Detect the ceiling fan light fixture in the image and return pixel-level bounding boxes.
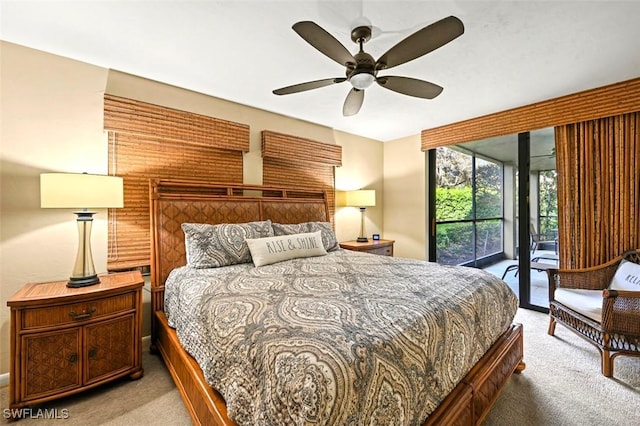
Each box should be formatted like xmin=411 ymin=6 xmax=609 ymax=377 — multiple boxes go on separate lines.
xmin=350 ymin=72 xmax=375 ymax=90
xmin=275 ymin=16 xmax=465 ymax=114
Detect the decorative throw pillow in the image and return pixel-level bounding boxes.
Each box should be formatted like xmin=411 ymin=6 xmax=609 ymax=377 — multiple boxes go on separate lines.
xmin=609 ymin=259 xmax=640 ymax=291
xmin=182 ymin=220 xmax=273 ymax=268
xmin=246 ymin=231 xmax=327 ymax=267
xmin=272 ymin=221 xmax=339 ymax=252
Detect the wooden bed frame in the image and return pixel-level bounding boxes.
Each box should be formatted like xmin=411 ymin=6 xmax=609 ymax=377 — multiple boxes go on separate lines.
xmin=149 ymin=178 xmax=525 ymax=425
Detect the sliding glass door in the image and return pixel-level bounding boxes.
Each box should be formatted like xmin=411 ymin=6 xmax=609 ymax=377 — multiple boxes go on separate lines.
xmin=428 ymin=128 xmax=556 ymax=313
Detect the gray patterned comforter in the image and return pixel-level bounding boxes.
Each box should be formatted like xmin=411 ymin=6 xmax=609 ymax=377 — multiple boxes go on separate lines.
xmin=164 ymin=250 xmax=518 ymax=425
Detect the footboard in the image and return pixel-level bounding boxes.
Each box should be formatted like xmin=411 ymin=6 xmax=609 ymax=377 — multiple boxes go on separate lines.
xmin=155 ymin=311 xmax=232 ymax=426
xmin=155 ymin=316 xmax=523 ymax=426
xmin=425 ymin=323 xmax=525 ymax=425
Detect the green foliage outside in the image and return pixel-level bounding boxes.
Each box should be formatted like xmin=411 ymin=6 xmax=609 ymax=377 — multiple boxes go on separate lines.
xmin=434 ymin=148 xmax=558 ymax=265
xmin=436 ymin=220 xmax=502 ymax=265
xmin=435 ymin=170 xmax=502 ymax=221
xmin=436 ymin=184 xmax=502 ymax=265
xmin=538 ymin=170 xmax=558 ymax=238
xmin=435 ymin=147 xmax=503 ymax=265
xmin=436 ymin=187 xmax=473 ymax=221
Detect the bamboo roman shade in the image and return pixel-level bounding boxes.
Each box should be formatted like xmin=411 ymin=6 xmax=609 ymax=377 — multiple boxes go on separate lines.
xmin=555 ymin=112 xmax=639 ymax=269
xmin=104 ymin=95 xmax=250 ymax=270
xmin=261 ymin=130 xmax=342 ymax=222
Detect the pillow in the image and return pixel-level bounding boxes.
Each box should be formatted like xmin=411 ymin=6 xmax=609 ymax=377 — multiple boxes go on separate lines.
xmin=272 ymin=221 xmax=339 ymax=252
xmin=246 ymin=231 xmax=327 ymax=267
xmin=609 ymin=259 xmax=640 ymax=291
xmin=182 ymin=220 xmax=273 ymax=268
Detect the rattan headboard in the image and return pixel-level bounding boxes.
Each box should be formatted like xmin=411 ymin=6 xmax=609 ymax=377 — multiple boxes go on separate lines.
xmin=149 ymin=178 xmax=330 ymax=291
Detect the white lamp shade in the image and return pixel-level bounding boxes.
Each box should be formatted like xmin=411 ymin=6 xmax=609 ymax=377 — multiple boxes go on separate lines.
xmin=40 ymin=173 xmax=124 ymax=209
xmin=345 ymin=189 xmax=376 ymax=207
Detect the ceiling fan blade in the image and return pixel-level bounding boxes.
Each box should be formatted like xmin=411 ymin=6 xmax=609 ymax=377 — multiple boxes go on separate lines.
xmin=273 ymin=78 xmax=347 ymax=95
xmin=293 ymin=21 xmax=355 ymax=66
xmin=343 ymin=88 xmax=364 ymax=116
xmin=376 ymin=76 xmax=443 ymax=99
xmin=376 ymin=16 xmax=464 ymax=70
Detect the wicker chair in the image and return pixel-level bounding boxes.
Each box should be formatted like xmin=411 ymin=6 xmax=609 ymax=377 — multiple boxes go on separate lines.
xmin=547 ymin=249 xmax=640 ymax=377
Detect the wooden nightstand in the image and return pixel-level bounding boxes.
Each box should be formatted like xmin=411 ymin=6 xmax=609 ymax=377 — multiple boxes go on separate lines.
xmin=7 ymin=271 xmax=144 ymax=414
xmin=339 ymin=239 xmax=395 ymax=256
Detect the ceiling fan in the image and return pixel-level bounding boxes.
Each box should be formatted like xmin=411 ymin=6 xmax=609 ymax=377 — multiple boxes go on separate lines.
xmin=273 ymin=16 xmax=464 ymax=116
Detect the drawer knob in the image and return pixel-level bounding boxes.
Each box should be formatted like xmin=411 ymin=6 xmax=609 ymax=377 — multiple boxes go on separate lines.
xmin=69 ymin=306 xmax=96 ymax=320
xmin=88 ymin=348 xmax=97 ymax=359
xmin=68 ymin=353 xmax=77 ymax=363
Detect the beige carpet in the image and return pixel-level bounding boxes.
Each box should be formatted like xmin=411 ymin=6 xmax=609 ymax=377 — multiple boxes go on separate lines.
xmin=485 ymin=308 xmax=639 ymax=425
xmin=1 ymin=347 xmax=190 ymax=426
xmin=2 ymin=308 xmax=639 ymax=425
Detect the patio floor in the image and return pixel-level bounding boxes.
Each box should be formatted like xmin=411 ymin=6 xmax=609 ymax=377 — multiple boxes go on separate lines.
xmin=482 ymin=249 xmax=557 ymax=308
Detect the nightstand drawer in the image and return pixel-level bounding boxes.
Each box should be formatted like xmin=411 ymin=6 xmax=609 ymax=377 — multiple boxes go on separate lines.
xmin=21 ymin=292 xmax=136 ymax=329
xmin=340 ymin=239 xmax=395 ymax=257
xmin=367 ymin=246 xmax=393 ymax=256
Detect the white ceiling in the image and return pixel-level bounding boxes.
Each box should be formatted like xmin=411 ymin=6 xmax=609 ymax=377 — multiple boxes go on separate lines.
xmin=2 ymin=1 xmax=639 ymax=142
xmin=458 ymin=127 xmax=556 ymax=171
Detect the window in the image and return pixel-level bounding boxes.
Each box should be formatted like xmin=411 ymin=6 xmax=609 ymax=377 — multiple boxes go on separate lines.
xmin=537 ymin=170 xmax=558 ymax=241
xmin=435 ymin=147 xmax=503 ymax=266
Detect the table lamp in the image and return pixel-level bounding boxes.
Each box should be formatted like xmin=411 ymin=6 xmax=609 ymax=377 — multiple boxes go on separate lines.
xmin=345 ymin=189 xmax=376 ymax=242
xmin=40 ymin=172 xmax=124 ymax=287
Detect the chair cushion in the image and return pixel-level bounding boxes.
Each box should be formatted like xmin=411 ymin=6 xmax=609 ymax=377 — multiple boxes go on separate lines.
xmin=555 ymin=288 xmax=602 ymax=322
xmin=609 ymin=259 xmax=640 ymax=291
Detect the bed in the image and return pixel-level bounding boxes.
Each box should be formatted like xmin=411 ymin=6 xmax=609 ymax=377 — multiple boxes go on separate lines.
xmin=149 ymin=178 xmax=525 ymax=425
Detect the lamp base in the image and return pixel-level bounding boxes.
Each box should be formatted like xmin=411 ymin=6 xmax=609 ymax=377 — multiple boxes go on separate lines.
xmin=68 ymin=210 xmax=99 ymax=288
xmin=67 ymin=274 xmax=100 ymax=288
xmin=356 ymin=207 xmax=370 ymax=243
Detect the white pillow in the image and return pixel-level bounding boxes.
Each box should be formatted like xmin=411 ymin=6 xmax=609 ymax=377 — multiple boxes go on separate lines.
xmin=246 ymin=231 xmax=327 ymax=267
xmin=609 ymin=259 xmax=640 ymax=291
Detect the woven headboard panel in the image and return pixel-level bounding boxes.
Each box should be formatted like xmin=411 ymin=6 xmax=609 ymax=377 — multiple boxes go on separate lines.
xmin=149 ymin=179 xmax=330 ymax=291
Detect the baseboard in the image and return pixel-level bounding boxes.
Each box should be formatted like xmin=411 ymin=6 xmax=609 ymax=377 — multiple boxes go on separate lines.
xmin=142 ymin=334 xmax=151 ymax=352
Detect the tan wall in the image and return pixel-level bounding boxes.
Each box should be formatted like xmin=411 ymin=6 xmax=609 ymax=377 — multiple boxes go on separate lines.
xmin=383 ymin=134 xmax=426 ymax=260
xmin=0 ymin=42 xmax=388 ymax=376
xmin=334 ymin=132 xmax=384 ymax=242
xmin=0 ymin=42 xmax=111 ymax=376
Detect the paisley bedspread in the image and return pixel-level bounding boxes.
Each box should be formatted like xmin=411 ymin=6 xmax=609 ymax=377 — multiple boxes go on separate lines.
xmin=164 ymin=249 xmax=518 ymax=425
